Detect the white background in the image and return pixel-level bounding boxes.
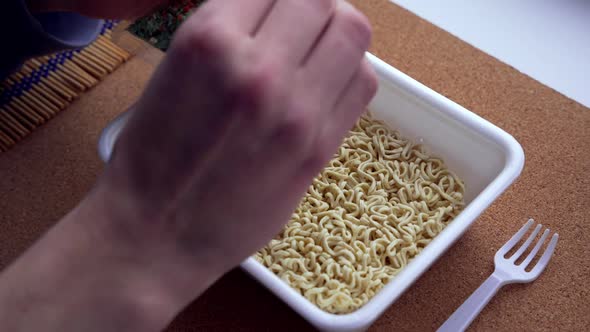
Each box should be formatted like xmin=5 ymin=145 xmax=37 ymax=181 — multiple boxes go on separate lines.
xmin=392 ymin=0 xmax=590 ymax=108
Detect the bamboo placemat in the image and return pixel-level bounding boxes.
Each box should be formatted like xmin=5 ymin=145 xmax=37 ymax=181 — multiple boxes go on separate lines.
xmin=0 ymin=1 xmax=588 ymax=331
xmin=0 ymin=20 xmax=131 ymax=152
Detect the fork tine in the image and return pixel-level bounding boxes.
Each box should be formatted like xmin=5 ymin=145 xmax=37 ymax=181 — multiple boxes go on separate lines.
xmin=497 ymin=219 xmax=534 ymax=256
xmin=528 ymin=233 xmax=559 ymax=277
xmin=520 ymin=228 xmax=550 ymax=267
xmin=509 ymin=223 xmax=542 ymax=261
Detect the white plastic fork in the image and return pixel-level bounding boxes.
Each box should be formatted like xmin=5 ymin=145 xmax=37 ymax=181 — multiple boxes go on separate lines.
xmin=437 ymin=219 xmax=559 ymax=332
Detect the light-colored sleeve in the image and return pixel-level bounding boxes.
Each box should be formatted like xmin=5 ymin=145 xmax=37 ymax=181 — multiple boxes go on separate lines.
xmin=1 ymin=0 xmax=104 ymax=78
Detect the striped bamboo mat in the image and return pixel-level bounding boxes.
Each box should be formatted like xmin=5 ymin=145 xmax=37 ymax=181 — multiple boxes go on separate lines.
xmin=0 ymin=20 xmax=131 ymax=152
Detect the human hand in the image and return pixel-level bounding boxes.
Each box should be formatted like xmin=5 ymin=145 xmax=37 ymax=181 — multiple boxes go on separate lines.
xmin=98 ymin=0 xmax=377 ymax=307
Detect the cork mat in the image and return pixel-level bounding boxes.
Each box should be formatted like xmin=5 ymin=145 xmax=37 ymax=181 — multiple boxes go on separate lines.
xmin=0 ymin=1 xmax=588 ymax=331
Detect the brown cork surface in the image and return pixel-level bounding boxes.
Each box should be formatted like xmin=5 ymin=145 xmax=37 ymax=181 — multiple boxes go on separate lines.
xmin=1 ymin=1 xmax=589 ymax=331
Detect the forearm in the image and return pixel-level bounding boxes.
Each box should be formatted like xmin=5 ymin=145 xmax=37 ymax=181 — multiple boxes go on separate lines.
xmin=0 ymin=185 xmax=218 ymax=332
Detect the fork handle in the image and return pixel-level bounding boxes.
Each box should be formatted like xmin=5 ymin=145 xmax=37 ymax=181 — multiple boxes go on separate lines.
xmin=437 ymin=273 xmax=505 ymax=332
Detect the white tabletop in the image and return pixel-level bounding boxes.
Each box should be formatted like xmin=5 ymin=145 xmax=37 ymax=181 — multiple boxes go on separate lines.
xmin=392 ymin=0 xmax=590 ymax=108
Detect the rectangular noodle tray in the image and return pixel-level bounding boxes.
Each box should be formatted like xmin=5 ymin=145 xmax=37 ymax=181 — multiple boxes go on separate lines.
xmin=98 ymin=53 xmax=525 ymax=332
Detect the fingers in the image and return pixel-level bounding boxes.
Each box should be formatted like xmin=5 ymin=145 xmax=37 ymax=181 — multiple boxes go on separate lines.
xmin=299 ymin=0 xmax=372 ymax=111
xmin=264 ymin=59 xmax=377 ymax=180
xmin=166 ymin=0 xmax=374 ymax=180
xmin=321 ymin=59 xmax=378 ymax=151
xmin=255 ymin=0 xmax=335 ymax=66
xmin=298 ymin=59 xmax=377 ymax=175
xmin=252 ymin=1 xmax=373 ymax=165
xmin=173 ymin=0 xmax=276 ymax=63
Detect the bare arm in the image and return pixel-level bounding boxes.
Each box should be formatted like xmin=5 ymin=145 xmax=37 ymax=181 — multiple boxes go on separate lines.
xmin=0 ymin=188 xmax=206 ymax=331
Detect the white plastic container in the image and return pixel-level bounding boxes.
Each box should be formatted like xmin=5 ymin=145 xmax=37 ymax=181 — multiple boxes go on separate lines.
xmin=98 ymin=53 xmax=524 ymax=332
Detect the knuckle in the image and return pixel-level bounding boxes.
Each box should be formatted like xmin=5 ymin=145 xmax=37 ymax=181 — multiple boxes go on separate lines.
xmin=312 ymin=140 xmax=334 ymax=162
xmin=338 ymin=7 xmax=372 ymax=50
xmin=240 ymin=59 xmax=278 ymax=94
xmin=307 ymin=0 xmax=336 ymax=14
xmin=305 ymin=139 xmax=336 ymax=172
xmin=174 ymin=16 xmax=233 ymax=58
xmin=236 ymin=58 xmax=284 ymax=112
xmin=278 ymin=103 xmax=315 ymax=145
xmin=361 ymin=63 xmax=379 ymax=102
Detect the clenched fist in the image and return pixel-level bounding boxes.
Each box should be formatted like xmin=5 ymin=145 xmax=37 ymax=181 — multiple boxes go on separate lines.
xmin=103 ymin=0 xmax=377 ymax=276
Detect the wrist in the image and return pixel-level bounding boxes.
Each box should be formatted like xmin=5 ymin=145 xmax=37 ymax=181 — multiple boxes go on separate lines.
xmin=72 ymin=184 xmax=224 ymax=322
xmin=82 ymin=179 xmax=227 ymax=300
xmin=0 ymin=183 xmax=221 ymax=331
xmin=95 ymin=165 xmax=237 ymax=276
xmin=60 ymin=196 xmax=182 ymax=331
